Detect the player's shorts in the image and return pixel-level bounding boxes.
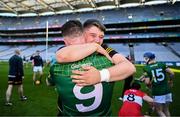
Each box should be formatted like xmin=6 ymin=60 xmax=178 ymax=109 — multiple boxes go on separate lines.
xmin=8 ymin=75 xmax=22 ymax=85
xmin=153 ymin=93 xmax=172 ymax=103
xmin=33 ymin=66 xmax=43 ymax=72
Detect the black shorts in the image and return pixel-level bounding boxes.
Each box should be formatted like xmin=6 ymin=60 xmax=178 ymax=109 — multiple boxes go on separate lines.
xmin=8 ymin=75 xmax=23 ymax=85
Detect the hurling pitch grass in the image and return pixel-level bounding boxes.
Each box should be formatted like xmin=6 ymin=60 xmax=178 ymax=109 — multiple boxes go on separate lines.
xmin=0 ymin=62 xmax=180 ymax=116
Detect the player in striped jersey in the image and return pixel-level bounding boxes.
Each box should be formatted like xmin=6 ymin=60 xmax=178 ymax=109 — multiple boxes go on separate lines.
xmin=118 ymin=81 xmax=154 ymax=116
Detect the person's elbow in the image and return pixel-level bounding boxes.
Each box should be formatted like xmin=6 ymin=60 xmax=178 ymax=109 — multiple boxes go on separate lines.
xmin=56 ymin=52 xmax=79 ymax=63
xmin=56 ymin=53 xmax=68 ymax=63
xmin=56 ymin=52 xmax=68 ymax=63
xmin=131 ymin=63 xmax=136 ymax=74
xmin=127 ymin=62 xmax=136 ymax=75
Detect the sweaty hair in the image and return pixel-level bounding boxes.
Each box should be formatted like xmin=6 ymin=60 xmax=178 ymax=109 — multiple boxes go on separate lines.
xmin=131 ymin=82 xmax=141 ymax=90
xmin=83 ymin=19 xmax=106 ymax=32
xmin=61 ymin=20 xmax=83 ymax=38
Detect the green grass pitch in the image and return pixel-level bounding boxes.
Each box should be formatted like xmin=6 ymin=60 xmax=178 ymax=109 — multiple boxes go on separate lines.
xmin=0 ymin=62 xmax=180 ymax=116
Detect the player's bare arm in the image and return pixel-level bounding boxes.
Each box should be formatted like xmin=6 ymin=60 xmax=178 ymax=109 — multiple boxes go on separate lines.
xmin=107 ymin=53 xmax=136 ymax=81
xmin=71 ymin=53 xmax=136 ymax=86
xmin=144 ymin=77 xmax=151 ymax=86
xmin=143 ymin=95 xmax=154 ymax=103
xmin=166 ymin=67 xmax=174 ymax=87
xmin=143 ymin=95 xmax=154 ymax=111
xmin=56 ymin=43 xmax=112 ymax=63
xmin=166 ymin=68 xmax=175 ymax=77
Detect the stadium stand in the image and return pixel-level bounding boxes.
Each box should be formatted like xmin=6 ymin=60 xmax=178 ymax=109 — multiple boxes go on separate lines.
xmin=0 ymin=1 xmax=180 ymax=116
xmin=134 ymin=43 xmax=180 ymax=62
xmin=169 ymin=43 xmax=180 ymax=54
xmin=0 ymin=45 xmax=64 ymax=61
xmin=0 ymin=3 xmax=180 ymax=30
xmin=0 ymin=2 xmax=179 ymax=65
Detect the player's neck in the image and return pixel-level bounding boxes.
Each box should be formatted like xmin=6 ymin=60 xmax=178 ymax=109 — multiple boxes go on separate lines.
xmin=148 ymin=60 xmax=156 ymax=64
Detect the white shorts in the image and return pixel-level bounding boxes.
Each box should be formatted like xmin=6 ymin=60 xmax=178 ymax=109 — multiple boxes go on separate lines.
xmin=153 ymin=93 xmax=172 ymax=104
xmin=33 ymin=66 xmax=43 ymax=72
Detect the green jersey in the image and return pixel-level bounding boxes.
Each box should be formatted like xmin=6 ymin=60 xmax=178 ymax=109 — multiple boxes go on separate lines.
xmin=50 ymin=53 xmax=114 ymax=116
xmin=143 ymin=62 xmax=171 ymax=96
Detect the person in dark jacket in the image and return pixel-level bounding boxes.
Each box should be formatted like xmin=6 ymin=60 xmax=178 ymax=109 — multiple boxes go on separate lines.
xmin=30 ymin=50 xmax=44 ymax=84
xmin=5 ymin=49 xmax=27 ymax=106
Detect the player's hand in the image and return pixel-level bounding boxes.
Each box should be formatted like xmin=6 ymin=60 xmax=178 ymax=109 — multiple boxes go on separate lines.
xmin=71 ymin=66 xmax=101 ymax=86
xmin=96 ymin=44 xmax=113 ymax=63
xmin=46 ymin=78 xmax=50 ymax=86
xmin=168 ymin=80 xmax=173 ymax=87
xmin=22 ymin=76 xmax=24 ymax=79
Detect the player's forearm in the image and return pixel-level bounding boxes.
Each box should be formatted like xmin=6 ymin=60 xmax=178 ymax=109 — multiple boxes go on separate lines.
xmin=144 ymin=78 xmax=151 ymax=85
xmin=143 ymin=95 xmax=154 ymax=103
xmin=166 ymin=68 xmax=174 ymax=79
xmin=56 ymin=44 xmax=97 ymax=63
xmin=108 ymin=54 xmax=136 ymax=81
xmin=56 ymin=43 xmax=99 ymax=63
xmin=108 ymin=61 xmax=136 ymax=82
xmin=46 ymin=78 xmax=55 ymax=86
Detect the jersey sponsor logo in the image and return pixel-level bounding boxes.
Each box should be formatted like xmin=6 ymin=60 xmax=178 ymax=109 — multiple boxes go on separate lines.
xmin=124 ymin=94 xmax=143 ymax=106
xmin=71 ymin=62 xmax=93 ymax=70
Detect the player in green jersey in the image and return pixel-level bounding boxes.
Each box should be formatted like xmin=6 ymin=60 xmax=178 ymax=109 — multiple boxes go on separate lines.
xmin=54 ymin=19 xmax=135 ymax=115
xmin=49 ymin=20 xmax=135 ymax=115
xmin=142 ymin=52 xmax=174 ymax=116
xmin=56 ymin=19 xmax=135 ymax=86
xmin=48 ymin=20 xmax=116 ymax=116
xmin=50 ymin=53 xmax=114 ymax=116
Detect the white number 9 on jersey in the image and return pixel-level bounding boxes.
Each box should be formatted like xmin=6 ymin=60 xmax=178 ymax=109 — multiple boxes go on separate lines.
xmin=73 ymin=83 xmax=103 ymax=112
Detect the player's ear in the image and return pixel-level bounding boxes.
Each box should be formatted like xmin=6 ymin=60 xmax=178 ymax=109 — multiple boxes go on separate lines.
xmin=64 ymin=38 xmax=68 ymax=45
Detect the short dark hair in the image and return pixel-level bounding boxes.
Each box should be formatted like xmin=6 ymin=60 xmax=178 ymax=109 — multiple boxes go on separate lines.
xmin=131 ymin=82 xmax=141 ymax=90
xmin=61 ymin=20 xmax=83 ymax=38
xmin=83 ymin=19 xmax=106 ymax=32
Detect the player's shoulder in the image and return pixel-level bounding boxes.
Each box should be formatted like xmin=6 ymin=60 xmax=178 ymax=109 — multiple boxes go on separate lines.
xmin=57 ymin=46 xmax=65 ymax=51
xmin=13 ymin=55 xmax=21 ymax=59
xmin=155 ymin=62 xmax=167 ymax=69
xmin=157 ymin=62 xmax=165 ymax=65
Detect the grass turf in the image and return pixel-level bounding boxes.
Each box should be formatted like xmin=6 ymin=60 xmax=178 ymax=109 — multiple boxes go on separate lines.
xmin=0 ymin=62 xmax=180 ymax=116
